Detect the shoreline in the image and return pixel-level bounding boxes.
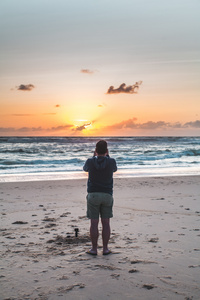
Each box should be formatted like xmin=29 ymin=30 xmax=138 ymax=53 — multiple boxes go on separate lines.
xmin=0 ymin=165 xmax=200 ymax=183
xmin=1 ymin=173 xmax=200 ymax=185
xmin=1 ymin=175 xmax=200 ymax=299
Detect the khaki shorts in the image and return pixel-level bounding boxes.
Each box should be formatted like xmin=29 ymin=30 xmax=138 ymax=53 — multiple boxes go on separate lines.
xmin=87 ymin=192 xmax=113 ymax=219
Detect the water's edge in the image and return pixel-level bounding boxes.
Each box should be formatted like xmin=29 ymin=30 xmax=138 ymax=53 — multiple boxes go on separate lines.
xmin=0 ymin=166 xmax=199 ymax=183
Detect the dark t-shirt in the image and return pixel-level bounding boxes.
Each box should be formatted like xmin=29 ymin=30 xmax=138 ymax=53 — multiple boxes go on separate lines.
xmin=83 ymin=156 xmax=117 ymax=195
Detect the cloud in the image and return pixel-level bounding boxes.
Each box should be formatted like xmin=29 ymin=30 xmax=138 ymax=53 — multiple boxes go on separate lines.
xmin=0 ymin=127 xmax=15 ymax=132
xmin=18 ymin=127 xmax=43 ymax=132
xmin=139 ymin=121 xmax=169 ymax=130
xmin=170 ymin=122 xmax=183 ymax=128
xmin=0 ymin=124 xmax=73 ymax=133
xmin=106 ymin=81 xmax=142 ymax=94
xmin=80 ymin=69 xmax=94 ymax=74
xmin=105 ymin=118 xmax=138 ymax=130
xmin=72 ymin=122 xmax=91 ymax=131
xmin=16 ymin=84 xmax=35 ymax=91
xmin=0 ymin=119 xmax=199 ymax=135
xmin=50 ymin=125 xmax=73 ymax=131
xmin=104 ymin=118 xmax=200 ymax=131
xmin=184 ymin=120 xmax=200 ymax=128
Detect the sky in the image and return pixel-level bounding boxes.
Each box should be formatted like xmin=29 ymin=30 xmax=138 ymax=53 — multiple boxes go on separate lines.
xmin=0 ymin=0 xmax=200 ymax=136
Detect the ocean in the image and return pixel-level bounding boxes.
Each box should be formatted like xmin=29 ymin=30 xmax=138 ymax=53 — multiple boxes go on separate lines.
xmin=0 ymin=136 xmax=200 ymax=182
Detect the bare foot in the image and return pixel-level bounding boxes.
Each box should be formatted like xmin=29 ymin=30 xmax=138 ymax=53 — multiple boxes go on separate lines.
xmin=103 ymin=249 xmax=112 ymax=255
xmin=86 ymin=249 xmax=97 ymax=256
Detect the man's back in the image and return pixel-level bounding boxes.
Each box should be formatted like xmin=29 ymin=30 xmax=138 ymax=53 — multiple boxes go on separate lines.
xmin=83 ymin=155 xmax=117 ymax=195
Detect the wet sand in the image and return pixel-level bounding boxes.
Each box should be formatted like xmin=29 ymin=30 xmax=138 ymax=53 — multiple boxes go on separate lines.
xmin=0 ymin=176 xmax=200 ymax=300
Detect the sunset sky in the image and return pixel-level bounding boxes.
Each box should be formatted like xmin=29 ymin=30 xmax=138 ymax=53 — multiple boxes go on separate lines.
xmin=0 ymin=0 xmax=200 ymax=136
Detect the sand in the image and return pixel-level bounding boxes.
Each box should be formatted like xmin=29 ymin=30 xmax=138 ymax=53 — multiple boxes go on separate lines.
xmin=0 ymin=176 xmax=200 ymax=300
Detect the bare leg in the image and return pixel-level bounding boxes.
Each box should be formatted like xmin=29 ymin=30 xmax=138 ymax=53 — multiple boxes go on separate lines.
xmin=101 ymin=218 xmax=111 ymax=254
xmin=89 ymin=219 xmax=99 ymax=254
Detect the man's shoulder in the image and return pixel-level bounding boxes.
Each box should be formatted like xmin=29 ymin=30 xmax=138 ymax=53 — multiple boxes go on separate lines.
xmin=108 ymin=157 xmax=116 ymax=162
xmin=108 ymin=157 xmax=117 ymax=167
xmin=83 ymin=157 xmax=94 ymax=171
xmin=85 ymin=157 xmax=95 ymax=165
xmin=87 ymin=157 xmax=94 ymax=162
xmin=108 ymin=157 xmax=117 ymax=171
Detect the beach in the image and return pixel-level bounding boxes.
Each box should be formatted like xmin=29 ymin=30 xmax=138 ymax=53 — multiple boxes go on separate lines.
xmin=0 ymin=176 xmax=200 ymax=300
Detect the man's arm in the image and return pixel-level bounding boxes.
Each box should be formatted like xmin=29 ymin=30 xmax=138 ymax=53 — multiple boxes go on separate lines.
xmin=113 ymin=159 xmax=117 ymax=172
xmin=83 ymin=159 xmax=89 ymax=172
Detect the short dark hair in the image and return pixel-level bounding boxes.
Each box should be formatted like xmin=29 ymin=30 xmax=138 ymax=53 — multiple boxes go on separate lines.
xmin=96 ymin=140 xmax=107 ymax=154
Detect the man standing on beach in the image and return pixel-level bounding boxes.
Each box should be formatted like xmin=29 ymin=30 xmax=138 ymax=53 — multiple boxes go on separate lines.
xmin=83 ymin=140 xmax=117 ymax=255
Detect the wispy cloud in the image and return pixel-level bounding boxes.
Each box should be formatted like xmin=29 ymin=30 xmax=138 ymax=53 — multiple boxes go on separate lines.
xmin=72 ymin=122 xmax=92 ymax=131
xmin=18 ymin=126 xmax=42 ymax=132
xmin=0 ymin=127 xmax=15 ymax=132
xmin=139 ymin=121 xmax=169 ymax=130
xmin=105 ymin=118 xmax=138 ymax=130
xmin=16 ymin=84 xmax=35 ymax=91
xmin=0 ymin=119 xmax=199 ymax=134
xmin=104 ymin=118 xmax=200 ymax=131
xmin=3 ymin=113 xmax=54 ymax=117
xmin=0 ymin=124 xmax=73 ymax=133
xmin=184 ymin=120 xmax=200 ymax=128
xmin=80 ymin=69 xmax=95 ymax=74
xmin=98 ymin=103 xmax=106 ymax=108
xmin=106 ymin=81 xmax=142 ymax=94
xmin=50 ymin=125 xmax=73 ymax=131
xmin=11 ymin=114 xmax=35 ymax=117
xmin=143 ymin=59 xmax=200 ymax=65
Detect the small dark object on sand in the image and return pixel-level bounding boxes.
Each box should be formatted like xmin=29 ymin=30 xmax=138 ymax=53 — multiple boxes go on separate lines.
xmin=12 ymin=221 xmax=28 ymax=225
xmin=148 ymin=237 xmax=159 ymax=243
xmin=129 ymin=269 xmax=139 ymax=273
xmin=75 ymin=228 xmax=79 ymax=237
xmin=143 ymin=284 xmax=155 ymax=290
